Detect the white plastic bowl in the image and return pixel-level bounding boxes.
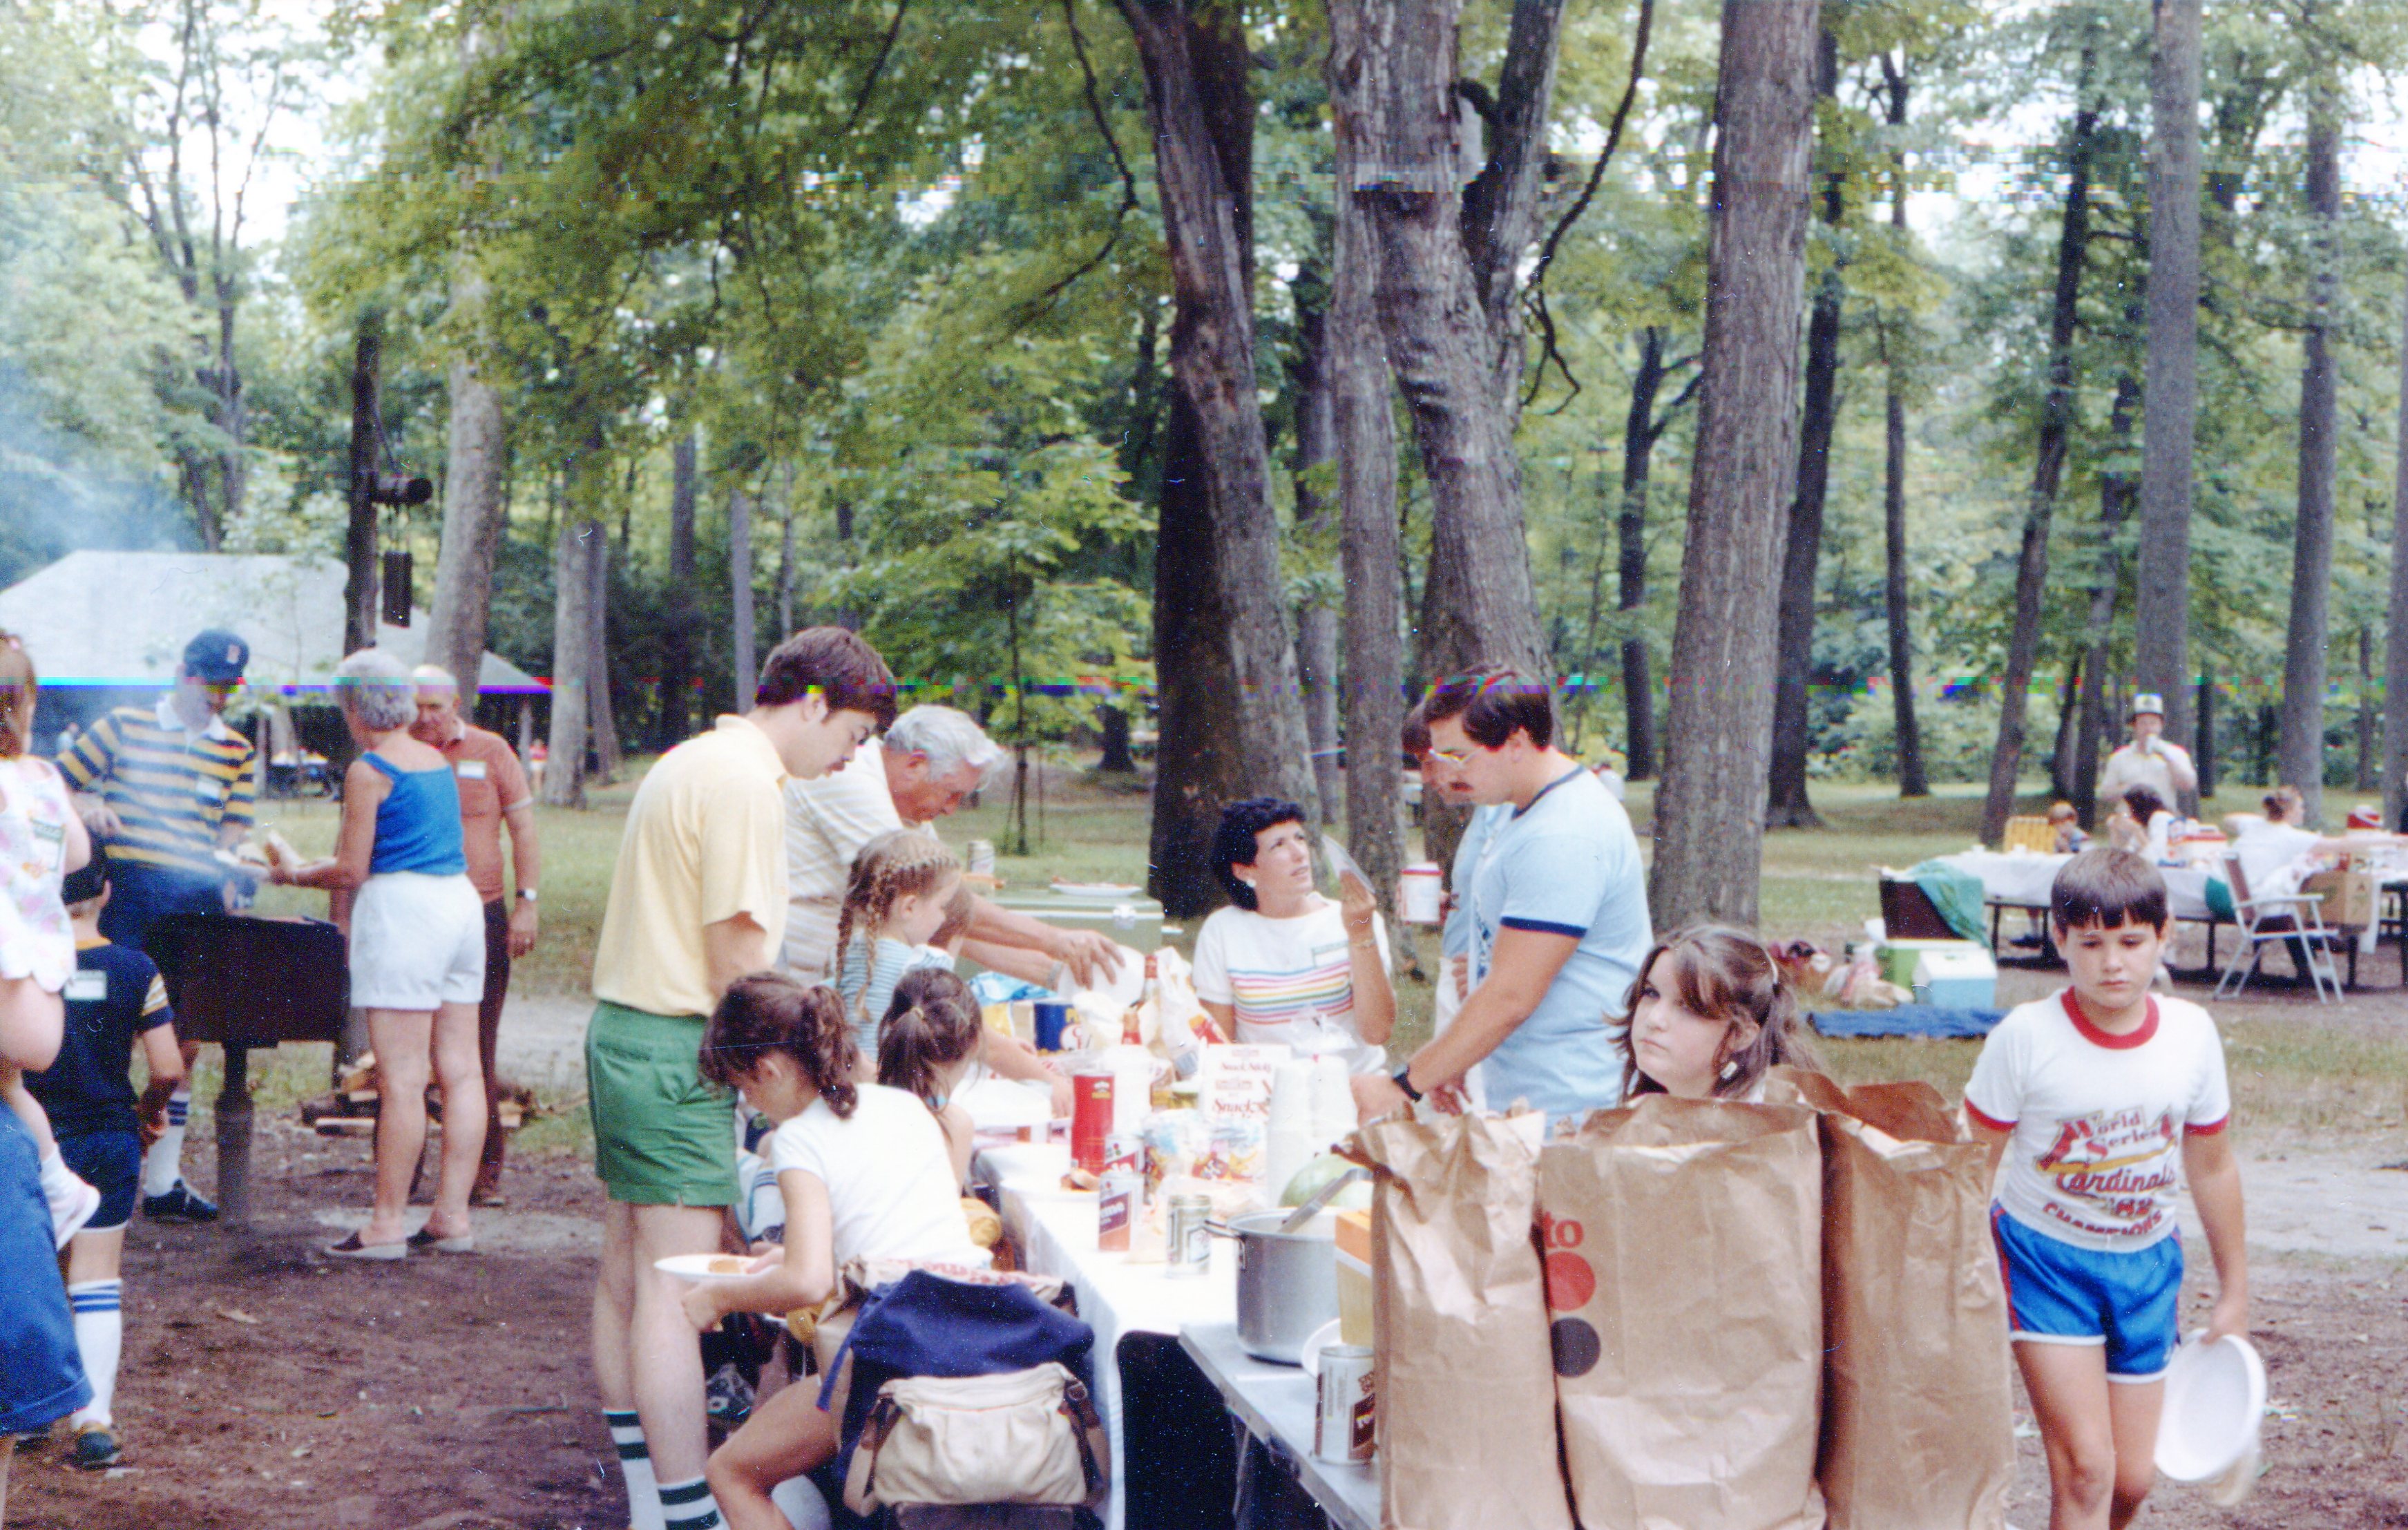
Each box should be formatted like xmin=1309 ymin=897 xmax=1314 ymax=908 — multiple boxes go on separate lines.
xmin=2154 ymin=1331 xmax=2266 ymax=1484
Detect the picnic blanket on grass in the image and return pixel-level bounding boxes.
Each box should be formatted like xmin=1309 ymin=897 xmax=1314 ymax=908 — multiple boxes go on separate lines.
xmin=1809 ymin=1004 xmax=2005 ymax=1040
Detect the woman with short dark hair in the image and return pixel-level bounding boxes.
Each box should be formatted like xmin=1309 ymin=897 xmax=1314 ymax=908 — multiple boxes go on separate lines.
xmin=1191 ymin=796 xmax=1393 ymax=1075
xmin=273 ymin=650 xmax=485 ymax=1259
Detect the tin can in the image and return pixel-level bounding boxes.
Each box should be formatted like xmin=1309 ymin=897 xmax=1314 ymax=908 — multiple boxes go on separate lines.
xmin=1101 ymin=1133 xmax=1142 ymax=1178
xmin=1314 ymin=1345 xmax=1376 ymax=1464
xmin=1070 ymin=1073 xmax=1115 ymax=1174
xmin=966 ymin=839 xmax=997 ymax=876
xmin=1033 ymin=1000 xmax=1071 ymax=1052
xmin=1097 ymin=1171 xmax=1140 ymax=1253
xmin=1166 ymin=1194 xmax=1213 ymax=1278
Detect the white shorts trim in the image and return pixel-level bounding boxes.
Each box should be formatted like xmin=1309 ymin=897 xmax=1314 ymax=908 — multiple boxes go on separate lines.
xmin=350 ymin=872 xmax=485 ymax=1011
xmin=2009 ymin=1331 xmax=2106 ymax=1347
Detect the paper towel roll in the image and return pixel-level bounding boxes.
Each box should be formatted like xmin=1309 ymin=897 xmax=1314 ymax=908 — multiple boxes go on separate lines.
xmin=1268 ymin=1056 xmax=1316 ymax=1138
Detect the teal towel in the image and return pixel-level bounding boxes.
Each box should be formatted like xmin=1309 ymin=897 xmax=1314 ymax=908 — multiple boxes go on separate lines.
xmin=1910 ymin=860 xmax=1991 ymax=944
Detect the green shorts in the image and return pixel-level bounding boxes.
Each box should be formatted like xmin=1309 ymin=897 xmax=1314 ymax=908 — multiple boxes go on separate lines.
xmin=584 ymin=1000 xmax=737 ymax=1207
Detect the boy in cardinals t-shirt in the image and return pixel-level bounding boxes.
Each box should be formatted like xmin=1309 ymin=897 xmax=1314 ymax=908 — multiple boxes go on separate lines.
xmin=1963 ymin=848 xmax=2248 ymax=1530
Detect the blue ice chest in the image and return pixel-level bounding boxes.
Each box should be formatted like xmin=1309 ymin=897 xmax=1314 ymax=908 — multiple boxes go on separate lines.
xmin=1913 ymin=947 xmax=1998 ymax=1010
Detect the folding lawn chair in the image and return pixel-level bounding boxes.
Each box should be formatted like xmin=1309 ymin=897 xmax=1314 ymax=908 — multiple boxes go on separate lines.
xmin=2213 ymin=852 xmax=2345 ymax=1003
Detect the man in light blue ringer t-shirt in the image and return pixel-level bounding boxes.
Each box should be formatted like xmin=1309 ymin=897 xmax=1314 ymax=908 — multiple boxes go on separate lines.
xmin=1362 ymin=667 xmax=1651 ymax=1125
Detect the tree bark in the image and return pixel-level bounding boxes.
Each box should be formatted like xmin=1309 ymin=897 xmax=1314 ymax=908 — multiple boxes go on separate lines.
xmin=2279 ymin=80 xmax=2341 ymax=825
xmin=1147 ymin=392 xmax=1251 ymax=916
xmin=586 ymin=523 xmax=621 ymax=782
xmin=2049 ymin=656 xmax=2082 ymax=803
xmin=343 ymin=320 xmax=382 ymax=657
xmin=654 ymin=428 xmax=700 ymax=749
xmin=1766 ymin=27 xmax=1844 ymax=830
xmin=541 ymin=519 xmax=595 ymax=808
xmin=1619 ymin=329 xmax=1669 ymax=780
xmin=1880 ymin=52 xmax=1926 ymax=801
xmin=2133 ymin=0 xmax=2204 ymax=752
xmin=2074 ymin=372 xmax=2141 ymax=828
xmin=2387 ymin=266 xmax=2408 ymax=832
xmin=1979 ymin=78 xmax=2098 ymax=849
xmin=2357 ymin=627 xmax=2377 ymax=794
xmin=1289 ymin=271 xmax=1344 ymax=822
xmin=2196 ymin=671 xmax=2215 ymax=796
xmin=1098 ymin=705 xmax=1137 ymax=774
xmin=1649 ymin=0 xmax=1821 ymax=929
xmin=1118 ymin=0 xmax=1318 ymax=826
xmin=729 ymin=488 xmax=756 ymax=712
xmin=424 ymin=276 xmax=507 ymax=701
xmin=1327 ymin=3 xmax=1406 ymax=926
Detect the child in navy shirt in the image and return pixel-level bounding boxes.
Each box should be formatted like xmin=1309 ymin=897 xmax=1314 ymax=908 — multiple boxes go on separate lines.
xmin=1964 ymin=849 xmax=2248 ymax=1530
xmin=23 ymin=850 xmax=183 ymax=1470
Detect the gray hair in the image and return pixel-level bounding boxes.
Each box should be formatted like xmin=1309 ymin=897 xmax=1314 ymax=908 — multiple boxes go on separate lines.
xmin=886 ymin=705 xmax=1007 ymax=788
xmin=411 ymin=664 xmax=459 ymax=693
xmin=334 ymin=649 xmax=417 ymax=731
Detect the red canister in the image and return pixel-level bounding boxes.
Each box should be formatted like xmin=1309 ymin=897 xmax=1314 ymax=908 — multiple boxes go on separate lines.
xmin=1071 ymin=1071 xmax=1116 ymax=1174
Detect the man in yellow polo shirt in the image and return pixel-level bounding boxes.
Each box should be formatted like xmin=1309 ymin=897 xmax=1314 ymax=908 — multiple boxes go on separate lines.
xmin=586 ymin=627 xmax=895 ymax=1530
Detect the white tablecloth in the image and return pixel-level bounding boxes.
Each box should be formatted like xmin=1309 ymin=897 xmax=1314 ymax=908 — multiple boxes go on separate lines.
xmin=1933 ymin=849 xmax=2217 ymax=923
xmin=973 ymin=1141 xmax=1239 ymax=1530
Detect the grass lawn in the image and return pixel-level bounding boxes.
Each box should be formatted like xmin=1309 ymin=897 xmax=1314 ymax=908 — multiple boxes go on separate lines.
xmin=222 ymin=759 xmax=2400 ymax=1151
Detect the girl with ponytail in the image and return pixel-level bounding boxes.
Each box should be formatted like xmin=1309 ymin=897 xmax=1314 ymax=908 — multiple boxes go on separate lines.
xmin=875 ymin=967 xmax=984 ymax=1184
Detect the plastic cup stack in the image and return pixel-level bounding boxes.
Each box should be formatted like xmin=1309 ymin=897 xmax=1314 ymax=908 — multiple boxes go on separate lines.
xmin=1265 ymin=1054 xmax=1317 ymax=1205
xmin=1308 ymin=1052 xmax=1356 ymax=1146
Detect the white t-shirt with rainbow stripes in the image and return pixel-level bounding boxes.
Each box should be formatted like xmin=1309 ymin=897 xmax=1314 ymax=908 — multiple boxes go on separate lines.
xmin=1191 ymin=898 xmax=1391 ymax=1075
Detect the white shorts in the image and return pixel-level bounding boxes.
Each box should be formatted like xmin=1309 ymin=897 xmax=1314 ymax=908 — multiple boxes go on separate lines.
xmin=350 ymin=872 xmax=485 ymax=1011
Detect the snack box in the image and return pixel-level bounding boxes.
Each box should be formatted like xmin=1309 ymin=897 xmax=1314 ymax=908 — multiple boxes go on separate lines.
xmin=1335 ymin=1208 xmax=1373 ymax=1348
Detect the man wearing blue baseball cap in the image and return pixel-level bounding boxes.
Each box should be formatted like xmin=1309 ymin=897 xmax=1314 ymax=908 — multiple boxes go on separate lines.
xmin=55 ymin=628 xmax=258 ymax=1223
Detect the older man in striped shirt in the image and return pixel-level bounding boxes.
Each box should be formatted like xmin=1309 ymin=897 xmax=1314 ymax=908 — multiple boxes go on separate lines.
xmin=55 ymin=628 xmax=257 ymax=1223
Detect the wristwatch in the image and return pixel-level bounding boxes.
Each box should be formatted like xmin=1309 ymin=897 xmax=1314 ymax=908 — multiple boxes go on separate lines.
xmin=516 ymin=888 xmax=538 ymax=903
xmin=1391 ymin=1065 xmax=1422 ymax=1103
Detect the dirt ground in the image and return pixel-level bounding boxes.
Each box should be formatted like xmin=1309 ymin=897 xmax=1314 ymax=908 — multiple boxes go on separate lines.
xmin=12 ymin=1030 xmax=2408 ymax=1528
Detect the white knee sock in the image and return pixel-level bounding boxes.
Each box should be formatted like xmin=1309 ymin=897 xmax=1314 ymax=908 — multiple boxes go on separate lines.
xmin=657 ymin=1475 xmax=723 ymax=1530
xmin=67 ymin=1280 xmax=123 ymax=1428
xmin=605 ymin=1409 xmax=667 ymax=1530
xmin=142 ymin=1089 xmax=189 ymax=1196
xmin=38 ymin=1149 xmax=94 ymax=1227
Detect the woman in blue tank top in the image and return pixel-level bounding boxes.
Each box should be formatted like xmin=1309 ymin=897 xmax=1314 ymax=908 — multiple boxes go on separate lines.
xmin=272 ymin=649 xmax=487 ymax=1259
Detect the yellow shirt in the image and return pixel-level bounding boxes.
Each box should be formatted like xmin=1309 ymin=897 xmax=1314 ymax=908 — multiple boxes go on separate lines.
xmin=592 ymin=716 xmax=790 ymax=1017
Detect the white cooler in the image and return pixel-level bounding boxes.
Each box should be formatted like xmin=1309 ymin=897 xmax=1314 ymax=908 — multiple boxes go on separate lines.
xmin=1913 ymin=947 xmax=1999 ymax=1009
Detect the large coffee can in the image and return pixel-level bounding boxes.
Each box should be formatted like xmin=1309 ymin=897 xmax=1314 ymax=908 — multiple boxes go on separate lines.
xmin=1314 ymin=1344 xmax=1376 ymax=1464
xmin=1166 ymin=1194 xmax=1213 ymax=1278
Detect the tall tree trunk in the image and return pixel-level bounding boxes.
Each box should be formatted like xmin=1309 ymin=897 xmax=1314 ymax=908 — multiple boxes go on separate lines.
xmin=2280 ymin=81 xmax=2341 ymax=825
xmin=2074 ymin=372 xmax=2141 ymax=828
xmin=1766 ymin=27 xmax=1844 ymax=830
xmin=1289 ymin=272 xmax=1344 ymax=823
xmin=2133 ymin=0 xmax=2204 ymax=752
xmin=343 ymin=319 xmax=382 ymax=656
xmin=425 ymin=274 xmax=507 ymax=701
xmin=729 ymin=488 xmax=756 ymax=711
xmin=2196 ymin=671 xmax=2215 ymax=796
xmin=1649 ymin=0 xmax=1821 ymax=929
xmin=211 ymin=289 xmax=245 ymax=541
xmin=1619 ymin=328 xmax=1668 ymax=780
xmin=654 ymin=427 xmax=700 ymax=749
xmin=2357 ymin=627 xmax=2377 ymax=794
xmin=2049 ymin=656 xmax=2082 ymax=802
xmin=1877 ymin=55 xmax=1926 ymax=802
xmin=1980 ymin=78 xmax=2099 ymax=849
xmin=1147 ymin=394 xmax=1251 ymax=916
xmin=777 ymin=484 xmax=797 ymax=639
xmin=1327 ymin=7 xmax=1406 ymax=924
xmin=2387 ymin=266 xmax=2408 ymax=832
xmin=542 ymin=519 xmax=595 ymax=809
xmin=1097 ymin=706 xmax=1136 ymax=774
xmin=1118 ymin=0 xmax=1319 ymax=827
xmin=586 ymin=525 xmax=621 ymax=782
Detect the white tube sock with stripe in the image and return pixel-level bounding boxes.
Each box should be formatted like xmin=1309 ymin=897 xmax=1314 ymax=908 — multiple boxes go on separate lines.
xmin=141 ymin=1089 xmax=189 ymax=1197
xmin=605 ymin=1410 xmax=666 ymax=1530
xmin=657 ymin=1475 xmax=723 ymax=1530
xmin=67 ymin=1280 xmax=123 ymax=1428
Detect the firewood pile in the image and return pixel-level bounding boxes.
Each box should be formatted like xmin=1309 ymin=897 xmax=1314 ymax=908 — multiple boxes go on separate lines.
xmin=299 ymin=1054 xmax=540 ymax=1136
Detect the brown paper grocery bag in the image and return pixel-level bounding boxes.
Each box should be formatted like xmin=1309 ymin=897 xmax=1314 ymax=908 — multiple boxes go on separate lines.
xmin=1355 ymin=1111 xmax=1572 ymax=1530
xmin=1540 ymin=1096 xmax=1826 ymax=1530
xmin=1766 ymin=1069 xmax=2013 ymax=1530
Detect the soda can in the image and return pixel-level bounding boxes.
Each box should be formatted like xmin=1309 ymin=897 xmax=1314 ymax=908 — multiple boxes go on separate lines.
xmin=1314 ymin=1345 xmax=1376 ymax=1464
xmin=1166 ymin=1194 xmax=1213 ymax=1278
xmin=1033 ymin=1000 xmax=1070 ymax=1052
xmin=1096 ymin=1170 xmax=1140 ymax=1253
xmin=1101 ymin=1133 xmax=1142 ymax=1178
xmin=1070 ymin=1073 xmax=1115 ymax=1174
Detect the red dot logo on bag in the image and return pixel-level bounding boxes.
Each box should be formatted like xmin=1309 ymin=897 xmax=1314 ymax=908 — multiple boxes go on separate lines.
xmin=1544 ymin=1250 xmax=1595 ymax=1312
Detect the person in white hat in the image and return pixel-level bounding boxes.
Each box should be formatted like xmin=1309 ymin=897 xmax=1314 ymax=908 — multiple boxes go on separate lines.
xmin=2097 ymin=693 xmax=2195 ymax=812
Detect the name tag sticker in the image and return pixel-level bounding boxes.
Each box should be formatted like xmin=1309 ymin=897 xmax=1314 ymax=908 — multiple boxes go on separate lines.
xmin=456 ymin=761 xmax=488 ymax=781
xmin=31 ymin=818 xmax=64 ymax=872
xmin=66 ymin=970 xmax=106 ymax=1003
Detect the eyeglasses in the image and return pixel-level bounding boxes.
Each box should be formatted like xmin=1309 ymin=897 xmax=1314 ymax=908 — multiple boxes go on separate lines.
xmin=1424 ymin=746 xmax=1478 ymax=766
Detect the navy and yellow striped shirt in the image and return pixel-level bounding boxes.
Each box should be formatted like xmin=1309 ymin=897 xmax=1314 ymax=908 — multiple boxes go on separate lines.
xmin=57 ymin=697 xmax=256 ymax=876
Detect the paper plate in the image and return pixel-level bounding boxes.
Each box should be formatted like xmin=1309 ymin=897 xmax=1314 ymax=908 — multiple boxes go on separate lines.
xmin=654 ymin=1253 xmax=761 ymax=1283
xmin=1297 ymin=1319 xmax=1345 ymax=1377
xmin=2155 ymin=1331 xmax=2266 ymax=1484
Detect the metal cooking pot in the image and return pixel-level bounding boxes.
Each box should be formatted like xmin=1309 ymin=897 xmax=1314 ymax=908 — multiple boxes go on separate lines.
xmin=1225 ymin=1209 xmax=1339 ymax=1365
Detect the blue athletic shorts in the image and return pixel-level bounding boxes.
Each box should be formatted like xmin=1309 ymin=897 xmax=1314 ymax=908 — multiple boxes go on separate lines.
xmin=0 ymin=1109 xmax=90 ymax=1432
xmin=1991 ymin=1205 xmax=2183 ymax=1381
xmin=59 ymin=1128 xmax=143 ymax=1232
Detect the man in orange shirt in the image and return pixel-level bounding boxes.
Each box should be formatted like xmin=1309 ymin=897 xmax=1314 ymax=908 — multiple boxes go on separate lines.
xmin=410 ymin=667 xmax=541 ymax=1206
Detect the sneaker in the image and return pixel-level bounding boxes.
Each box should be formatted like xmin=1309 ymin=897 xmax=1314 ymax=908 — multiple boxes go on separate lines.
xmin=14 ymin=1424 xmax=50 ymax=1453
xmin=142 ymin=1181 xmax=220 ymax=1223
xmin=51 ymin=1176 xmax=102 ymax=1250
xmin=68 ymin=1424 xmax=120 ymax=1471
